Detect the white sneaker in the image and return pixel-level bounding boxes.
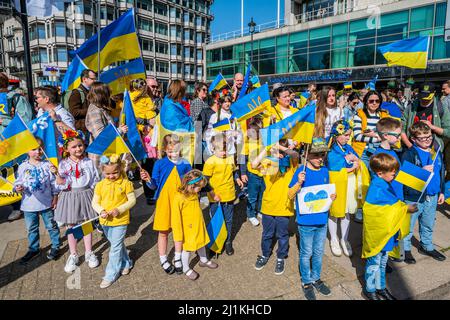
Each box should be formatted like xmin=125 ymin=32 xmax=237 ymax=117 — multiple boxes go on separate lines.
xmin=257 ymin=213 xmax=262 ymax=219
xmin=340 ymin=239 xmax=353 ymax=257
xmin=100 ymin=279 xmax=114 ymax=289
xmin=7 ymin=210 xmax=22 ymax=221
xmin=64 ymin=254 xmax=79 ymax=273
xmin=330 ymin=239 xmax=342 ymax=257
xmin=85 ymin=251 xmax=99 ymax=269
xmin=249 ymin=217 xmax=260 ymax=227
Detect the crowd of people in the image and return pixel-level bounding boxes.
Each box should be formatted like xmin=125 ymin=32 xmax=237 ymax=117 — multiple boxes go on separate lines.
xmin=2 ymin=69 xmax=450 ymax=300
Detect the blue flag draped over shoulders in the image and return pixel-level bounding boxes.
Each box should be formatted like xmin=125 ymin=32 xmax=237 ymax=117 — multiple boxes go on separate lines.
xmin=160 ymin=97 xmax=194 ymax=132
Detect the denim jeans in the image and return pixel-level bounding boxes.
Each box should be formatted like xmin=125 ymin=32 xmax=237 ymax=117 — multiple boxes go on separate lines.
xmin=246 ymin=172 xmax=265 ymax=218
xmin=211 ymin=202 xmax=234 ymax=243
xmin=261 ymin=214 xmax=290 ymax=259
xmin=298 ymin=224 xmax=327 ymax=285
xmin=23 ymin=209 xmax=60 ymax=252
xmin=102 ymin=225 xmax=132 ymax=282
xmin=404 ymin=194 xmax=438 ymax=251
xmin=365 ymin=251 xmax=388 ymax=293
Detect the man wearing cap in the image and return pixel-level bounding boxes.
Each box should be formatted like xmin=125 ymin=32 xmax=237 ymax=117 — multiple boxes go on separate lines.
xmin=401 ymin=83 xmax=450 ymax=180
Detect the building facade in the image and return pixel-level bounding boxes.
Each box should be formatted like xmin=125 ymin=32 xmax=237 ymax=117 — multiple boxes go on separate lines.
xmin=0 ymin=0 xmax=213 ymax=91
xmin=206 ymin=0 xmax=450 ymax=89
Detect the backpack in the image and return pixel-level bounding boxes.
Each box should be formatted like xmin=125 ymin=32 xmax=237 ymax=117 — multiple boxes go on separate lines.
xmin=62 ymin=87 xmax=85 ymax=111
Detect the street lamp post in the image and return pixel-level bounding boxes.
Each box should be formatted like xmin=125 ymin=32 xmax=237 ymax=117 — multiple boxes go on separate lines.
xmin=248 ymin=17 xmax=256 ymax=64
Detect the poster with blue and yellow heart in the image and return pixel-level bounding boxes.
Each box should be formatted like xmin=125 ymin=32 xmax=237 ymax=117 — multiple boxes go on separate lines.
xmin=297 ymin=184 xmax=336 ymax=214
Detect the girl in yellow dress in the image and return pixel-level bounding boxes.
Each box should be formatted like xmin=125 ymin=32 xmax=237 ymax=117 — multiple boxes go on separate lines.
xmin=171 ymin=169 xmax=219 ymax=280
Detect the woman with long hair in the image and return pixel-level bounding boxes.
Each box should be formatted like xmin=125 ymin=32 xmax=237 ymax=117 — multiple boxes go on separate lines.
xmin=313 ymin=86 xmax=342 ymax=140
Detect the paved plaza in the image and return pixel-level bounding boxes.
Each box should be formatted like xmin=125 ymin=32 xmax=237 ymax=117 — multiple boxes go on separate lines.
xmin=0 ymin=183 xmax=450 ymax=300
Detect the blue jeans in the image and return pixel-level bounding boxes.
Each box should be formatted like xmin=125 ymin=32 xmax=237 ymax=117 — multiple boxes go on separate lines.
xmin=246 ymin=172 xmax=265 ymax=218
xmin=24 ymin=209 xmax=60 ymax=252
xmin=405 ymin=194 xmax=438 ymax=251
xmin=298 ymin=224 xmax=327 ymax=284
xmin=365 ymin=251 xmax=388 ymax=293
xmin=102 ymin=225 xmax=132 ymax=282
xmin=261 ymin=214 xmax=290 ymax=259
xmin=211 ymin=202 xmax=234 ymax=243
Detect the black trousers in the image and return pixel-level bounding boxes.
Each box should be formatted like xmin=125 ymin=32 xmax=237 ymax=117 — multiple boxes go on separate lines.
xmin=142 ymin=158 xmax=156 ymax=200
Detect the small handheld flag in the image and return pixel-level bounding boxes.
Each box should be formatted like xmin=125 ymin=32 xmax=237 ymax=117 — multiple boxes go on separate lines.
xmin=395 ymin=161 xmax=433 ymax=192
xmin=378 ymin=36 xmax=430 ymax=69
xmin=344 ymin=82 xmax=352 ymax=90
xmin=365 ymin=75 xmax=378 ymax=90
xmin=212 ymin=118 xmax=232 ymax=132
xmin=230 ymin=83 xmax=271 ymax=122
xmin=121 ymin=90 xmax=147 ymax=161
xmin=86 ymin=123 xmax=129 ymax=156
xmin=381 ymin=102 xmax=402 ymax=120
xmin=65 ymin=218 xmax=98 ymax=240
xmin=28 ymin=113 xmax=58 ymax=166
xmin=251 ymin=75 xmax=261 ymax=88
xmin=207 ymin=204 xmax=228 ymax=254
xmin=444 ymin=180 xmax=450 ymax=204
xmin=208 ymin=73 xmax=228 ymax=94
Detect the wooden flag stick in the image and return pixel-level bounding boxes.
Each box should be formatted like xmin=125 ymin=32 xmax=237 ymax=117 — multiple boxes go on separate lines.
xmin=302 ymin=143 xmax=310 ymax=173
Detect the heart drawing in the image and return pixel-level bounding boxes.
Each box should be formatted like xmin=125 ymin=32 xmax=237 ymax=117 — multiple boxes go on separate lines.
xmin=304 ymin=190 xmax=329 ymax=213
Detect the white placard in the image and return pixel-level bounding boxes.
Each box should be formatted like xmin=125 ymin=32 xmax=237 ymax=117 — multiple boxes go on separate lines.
xmin=297 ymin=183 xmax=336 ymax=214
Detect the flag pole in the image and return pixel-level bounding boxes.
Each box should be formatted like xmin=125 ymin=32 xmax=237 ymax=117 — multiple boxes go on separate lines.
xmin=302 ymin=143 xmax=310 ymax=173
xmin=109 ymin=121 xmax=143 ymax=171
xmin=16 ymin=113 xmax=51 ymax=161
xmin=96 ymin=0 xmax=101 ymax=75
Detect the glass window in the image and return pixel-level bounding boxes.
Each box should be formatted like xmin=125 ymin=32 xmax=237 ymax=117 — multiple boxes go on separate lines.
xmin=376 ymin=11 xmax=408 ymax=64
xmin=211 ymin=48 xmax=221 ymax=62
xmin=156 ymin=60 xmax=169 ymax=73
xmin=142 ymin=39 xmax=153 ymax=51
xmin=37 ymin=24 xmax=46 ymax=39
xmin=222 ymin=46 xmax=233 ymax=60
xmin=410 ymin=5 xmax=434 ymax=31
xmin=196 ymin=32 xmax=203 ymax=43
xmin=55 ymin=21 xmax=65 ymax=37
xmin=29 ymin=25 xmax=36 ymax=41
xmin=57 ymin=47 xmax=67 ymax=62
xmin=171 ymin=62 xmax=178 ymax=74
xmin=435 ymin=2 xmax=447 ymax=28
xmin=85 ymin=25 xmax=94 ymax=38
xmin=154 ymin=2 xmax=168 ymax=16
xmin=197 ymin=49 xmax=203 ymax=60
xmin=107 ymin=6 xmax=114 ymax=20
xmin=75 ymin=26 xmax=85 ymax=39
xmin=432 ymin=35 xmax=450 ymax=60
xmin=139 ymin=17 xmax=152 ymax=32
xmin=138 ymin=0 xmax=152 ymax=11
xmin=197 ymin=66 xmax=203 ymax=77
xmin=83 ymin=2 xmax=92 ymax=15
xmin=171 ymin=44 xmax=177 ymax=55
xmin=308 ymin=27 xmax=330 ymax=71
xmin=258 ymin=37 xmax=275 ymax=75
xmin=39 ymin=48 xmax=48 ymax=63
xmin=276 ymin=35 xmax=288 ymax=74
xmin=221 ymin=65 xmax=235 ymax=78
xmin=170 ymin=7 xmax=176 ymax=18
xmin=289 ymin=31 xmax=308 ymax=72
xmin=31 ymin=50 xmax=39 ymax=64
xmin=155 ymin=41 xmax=168 ymax=54
xmin=331 ymin=23 xmax=347 ymax=68
xmin=348 ymin=19 xmax=375 ymax=67
xmin=184 ymin=29 xmax=190 ymax=40
xmin=155 ymin=22 xmax=168 ymax=35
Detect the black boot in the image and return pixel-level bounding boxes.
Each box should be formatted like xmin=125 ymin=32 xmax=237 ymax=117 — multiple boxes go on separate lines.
xmin=376 ymin=288 xmax=397 ymax=300
xmin=225 ymin=242 xmax=234 ymax=256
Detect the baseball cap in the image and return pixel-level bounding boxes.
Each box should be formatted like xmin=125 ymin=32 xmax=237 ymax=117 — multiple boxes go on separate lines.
xmin=418 ymin=82 xmax=436 ymax=100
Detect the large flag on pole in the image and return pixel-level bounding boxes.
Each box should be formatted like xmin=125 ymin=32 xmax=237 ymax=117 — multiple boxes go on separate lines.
xmin=99 ymin=58 xmax=146 ymax=96
xmin=61 ymin=54 xmax=88 ymax=92
xmin=378 ymin=36 xmax=430 ymax=69
xmin=69 ymin=8 xmax=141 ymax=71
xmin=230 ymin=83 xmax=271 ymax=122
xmin=28 ymin=112 xmax=58 ymax=166
xmin=208 ymin=73 xmax=228 ymax=94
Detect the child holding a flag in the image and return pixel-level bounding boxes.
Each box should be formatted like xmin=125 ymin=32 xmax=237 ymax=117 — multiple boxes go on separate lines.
xmin=54 ymin=130 xmax=101 ymax=273
xmin=288 ymin=138 xmax=335 ymax=300
xmin=251 ymin=139 xmax=298 ymax=275
xmin=140 ymin=134 xmax=192 ymax=275
xmin=13 ymin=138 xmax=61 ymax=264
xmin=171 ymin=169 xmax=219 ymax=280
xmin=401 ymin=122 xmax=446 ymax=264
xmin=362 ymin=153 xmax=417 ymax=300
xmin=91 ymin=155 xmax=136 ymax=288
xmin=327 ymin=120 xmax=369 ymax=258
xmin=203 ymin=133 xmax=244 ymax=255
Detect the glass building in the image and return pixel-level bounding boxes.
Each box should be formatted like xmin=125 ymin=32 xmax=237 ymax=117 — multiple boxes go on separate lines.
xmin=206 ymin=0 xmax=450 ymax=87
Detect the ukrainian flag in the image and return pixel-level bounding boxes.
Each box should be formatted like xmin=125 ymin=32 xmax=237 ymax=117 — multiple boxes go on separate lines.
xmin=260 ymin=102 xmax=316 ymax=147
xmin=69 ymin=8 xmax=141 ymax=71
xmin=378 ymin=36 xmax=430 ymax=69
xmin=66 ymin=219 xmax=96 ymax=240
xmin=100 ymin=58 xmax=146 ymax=96
xmin=344 ymin=82 xmax=352 ymax=90
xmin=208 ymin=73 xmax=228 ymax=94
xmin=230 ymin=83 xmax=271 ymax=122
xmin=298 ymin=91 xmax=311 ymax=109
xmin=251 ymin=75 xmax=261 ymax=88
xmin=120 ymin=90 xmax=147 ymax=161
xmin=207 ymin=204 xmax=228 ymax=254
xmin=28 ymin=113 xmax=58 ymax=167
xmin=86 ymin=123 xmax=129 ymax=156
xmin=212 ymin=118 xmax=232 ymax=132
xmin=238 ymin=63 xmax=252 ymax=100
xmin=362 ymin=178 xmax=410 ymax=258
xmin=381 ymin=102 xmax=402 ymax=120
xmin=0 ymin=167 xmax=21 ymax=207
xmin=445 ymin=180 xmax=450 ymax=204
xmin=61 ymin=55 xmax=88 ymax=92
xmin=365 ymin=75 xmax=378 ymax=90
xmin=0 ymin=115 xmax=39 ymax=167
xmin=395 ymin=161 xmax=433 ymax=192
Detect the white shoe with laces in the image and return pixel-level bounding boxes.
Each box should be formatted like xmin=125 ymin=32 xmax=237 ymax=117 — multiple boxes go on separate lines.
xmin=249 ymin=217 xmax=260 ymax=227
xmin=340 ymin=239 xmax=353 ymax=257
xmin=85 ymin=251 xmax=99 ymax=269
xmin=330 ymin=239 xmax=342 ymax=257
xmin=64 ymin=254 xmax=79 ymax=273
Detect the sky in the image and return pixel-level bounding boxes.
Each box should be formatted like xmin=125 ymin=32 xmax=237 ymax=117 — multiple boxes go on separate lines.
xmin=211 ymin=0 xmax=285 ymax=37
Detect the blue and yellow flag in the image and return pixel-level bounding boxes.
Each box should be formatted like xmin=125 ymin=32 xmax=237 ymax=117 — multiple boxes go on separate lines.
xmin=69 ymin=8 xmax=141 ymax=71
xmin=365 ymin=75 xmax=378 ymax=90
xmin=260 ymin=102 xmax=315 ymax=147
xmin=212 ymin=118 xmax=232 ymax=132
xmin=28 ymin=113 xmax=58 ymax=167
xmin=0 ymin=115 xmax=39 ymax=167
xmin=208 ymin=73 xmax=228 ymax=94
xmin=445 ymin=180 xmax=450 ymax=204
xmin=395 ymin=161 xmax=432 ymax=192
xmin=86 ymin=123 xmax=129 ymax=156
xmin=207 ymin=204 xmax=228 ymax=254
xmin=100 ymin=58 xmax=146 ymax=96
xmin=66 ymin=219 xmax=96 ymax=240
xmin=121 ymin=90 xmax=147 ymax=161
xmin=0 ymin=167 xmax=21 ymax=207
xmin=344 ymin=82 xmax=352 ymax=90
xmin=378 ymin=36 xmax=430 ymax=69
xmin=251 ymin=75 xmax=261 ymax=88
xmin=362 ymin=177 xmax=409 ymax=258
xmin=298 ymin=91 xmax=311 ymax=109
xmin=61 ymin=54 xmax=88 ymax=92
xmin=238 ymin=63 xmax=252 ymax=100
xmin=230 ymin=83 xmax=271 ymax=122
xmin=381 ymin=102 xmax=402 ymax=120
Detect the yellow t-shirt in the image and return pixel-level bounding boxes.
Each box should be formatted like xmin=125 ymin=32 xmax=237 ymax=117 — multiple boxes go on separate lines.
xmin=203 ymin=155 xmax=237 ymax=202
xmin=261 ymin=161 xmax=297 ymax=217
xmin=94 ymin=177 xmax=134 ymax=226
xmin=262 ymin=103 xmax=298 ymax=128
xmin=243 ymin=138 xmax=263 ymax=177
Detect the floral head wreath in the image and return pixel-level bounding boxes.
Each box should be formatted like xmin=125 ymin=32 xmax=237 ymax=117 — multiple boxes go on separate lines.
xmin=100 ymin=154 xmax=120 ymax=165
xmin=58 ymin=129 xmax=85 ymax=147
xmin=330 ymin=119 xmax=354 ymax=138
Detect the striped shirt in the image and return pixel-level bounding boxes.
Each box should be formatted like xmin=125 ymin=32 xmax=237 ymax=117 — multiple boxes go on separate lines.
xmin=353 ymin=111 xmax=381 ymax=151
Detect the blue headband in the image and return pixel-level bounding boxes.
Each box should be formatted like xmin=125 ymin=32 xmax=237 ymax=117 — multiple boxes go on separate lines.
xmin=187 ymin=176 xmax=203 ymax=185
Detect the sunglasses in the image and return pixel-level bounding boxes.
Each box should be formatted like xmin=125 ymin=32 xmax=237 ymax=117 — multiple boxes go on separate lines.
xmin=200 ymin=88 xmax=207 ymax=92
xmin=368 ymin=99 xmax=380 ymax=104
